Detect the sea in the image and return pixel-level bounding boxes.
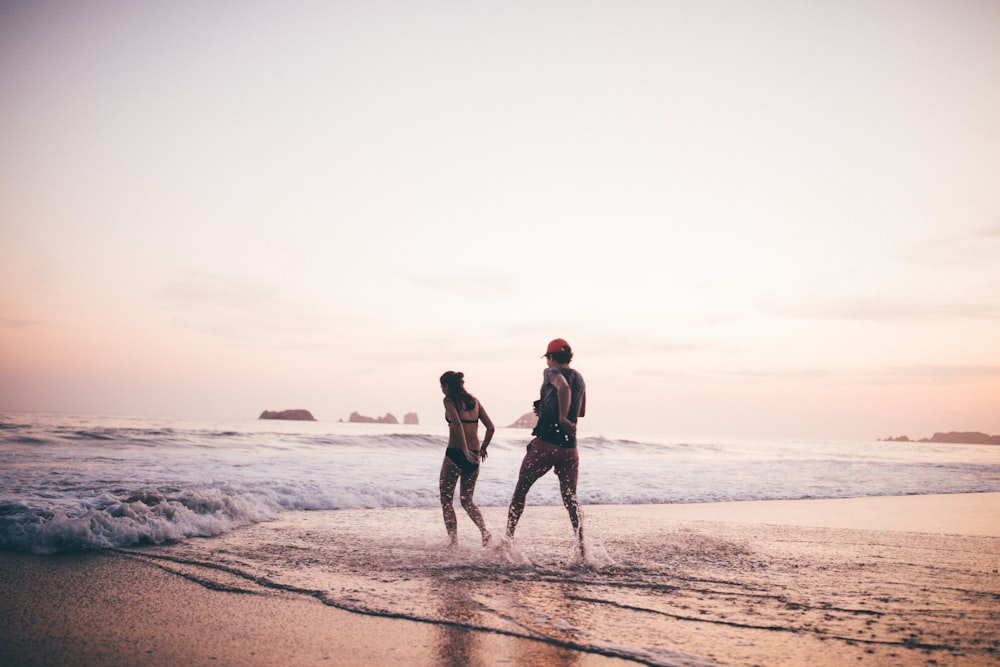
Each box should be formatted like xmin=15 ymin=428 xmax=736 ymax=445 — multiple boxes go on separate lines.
xmin=4 ymin=411 xmax=1000 ymax=665
xmin=2 ymin=411 xmax=999 ymax=555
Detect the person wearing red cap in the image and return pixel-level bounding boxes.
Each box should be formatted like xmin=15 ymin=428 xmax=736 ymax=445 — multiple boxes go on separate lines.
xmin=505 ymin=338 xmax=587 ymax=554
xmin=439 ymin=370 xmax=495 ymax=546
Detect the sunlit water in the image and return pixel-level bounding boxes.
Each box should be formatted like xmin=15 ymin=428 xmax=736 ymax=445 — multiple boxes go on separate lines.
xmin=2 ymin=411 xmax=999 ymax=553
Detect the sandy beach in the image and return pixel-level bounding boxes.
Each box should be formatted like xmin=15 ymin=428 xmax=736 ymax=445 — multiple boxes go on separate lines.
xmin=2 ymin=493 xmax=998 ymax=667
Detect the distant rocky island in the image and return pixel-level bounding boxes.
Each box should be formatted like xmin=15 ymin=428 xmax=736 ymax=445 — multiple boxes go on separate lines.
xmin=259 ymin=409 xmax=316 ymax=421
xmin=343 ymin=411 xmax=419 ymax=425
xmin=880 ymin=431 xmax=1000 ymax=445
xmin=506 ymin=412 xmax=537 ymax=429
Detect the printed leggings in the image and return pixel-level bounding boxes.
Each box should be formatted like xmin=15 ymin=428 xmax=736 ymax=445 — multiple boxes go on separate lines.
xmin=506 ymin=438 xmax=582 ymax=538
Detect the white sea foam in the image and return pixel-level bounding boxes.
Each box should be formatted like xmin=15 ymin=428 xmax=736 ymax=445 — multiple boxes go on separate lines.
xmin=2 ymin=412 xmax=999 ymax=552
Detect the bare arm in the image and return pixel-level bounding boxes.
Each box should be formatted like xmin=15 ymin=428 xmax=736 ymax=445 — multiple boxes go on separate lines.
xmin=549 ymin=372 xmax=576 ymax=438
xmin=478 ymin=402 xmax=495 ymax=460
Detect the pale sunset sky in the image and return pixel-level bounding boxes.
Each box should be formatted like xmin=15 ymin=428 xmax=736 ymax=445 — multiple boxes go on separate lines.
xmin=2 ymin=1 xmax=998 ymax=439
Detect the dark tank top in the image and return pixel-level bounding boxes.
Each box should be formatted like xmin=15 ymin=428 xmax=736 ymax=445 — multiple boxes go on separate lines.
xmin=531 ymin=367 xmax=585 ymax=448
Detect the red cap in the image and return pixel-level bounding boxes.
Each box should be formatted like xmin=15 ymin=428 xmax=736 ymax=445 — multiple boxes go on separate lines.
xmin=543 ymin=338 xmax=570 ymax=357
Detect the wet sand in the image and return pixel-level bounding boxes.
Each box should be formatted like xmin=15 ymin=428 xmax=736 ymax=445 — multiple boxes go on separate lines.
xmin=1 ymin=493 xmax=998 ymax=666
xmin=0 ymin=549 xmax=631 ymax=667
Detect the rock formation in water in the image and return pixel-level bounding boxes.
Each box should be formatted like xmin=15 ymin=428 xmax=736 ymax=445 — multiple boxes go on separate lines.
xmin=880 ymin=431 xmax=999 ymax=445
xmin=347 ymin=411 xmax=399 ymax=424
xmin=506 ymin=412 xmax=537 ymax=429
xmin=259 ymin=409 xmax=316 ymax=421
xmin=403 ymin=412 xmax=419 ymax=425
xmin=925 ymin=431 xmax=1000 ymax=445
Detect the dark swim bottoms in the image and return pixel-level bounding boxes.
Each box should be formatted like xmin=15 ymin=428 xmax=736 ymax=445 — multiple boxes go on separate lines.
xmin=445 ymin=448 xmax=480 ymax=474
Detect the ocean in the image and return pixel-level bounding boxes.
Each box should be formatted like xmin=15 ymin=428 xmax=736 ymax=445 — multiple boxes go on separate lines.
xmin=4 ymin=411 xmax=999 ymax=665
xmin=2 ymin=411 xmax=998 ymax=554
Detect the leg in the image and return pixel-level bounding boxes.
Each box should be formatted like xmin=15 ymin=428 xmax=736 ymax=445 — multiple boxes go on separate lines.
xmin=458 ymin=467 xmax=491 ymax=545
xmin=554 ymin=448 xmax=584 ymax=554
xmin=506 ymin=440 xmax=555 ymax=539
xmin=439 ymin=458 xmax=461 ymax=545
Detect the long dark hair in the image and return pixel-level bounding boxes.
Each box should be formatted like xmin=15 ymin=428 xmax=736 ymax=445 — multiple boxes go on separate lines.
xmin=440 ymin=371 xmax=476 ymax=412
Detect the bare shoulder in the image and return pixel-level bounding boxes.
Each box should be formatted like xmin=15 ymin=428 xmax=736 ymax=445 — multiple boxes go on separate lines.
xmin=548 ymin=370 xmax=570 ymax=387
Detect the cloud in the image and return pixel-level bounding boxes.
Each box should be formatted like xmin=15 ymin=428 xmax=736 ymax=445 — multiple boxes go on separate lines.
xmin=977 ymin=223 xmax=1000 ymax=239
xmin=405 ymin=273 xmax=512 ymax=299
xmin=639 ymin=365 xmax=1000 ymax=387
xmin=626 ymin=367 xmax=833 ymax=387
xmin=717 ymin=369 xmax=831 ymax=381
xmin=584 ymin=334 xmax=706 ymax=357
xmin=633 ymin=368 xmax=698 ymax=380
xmin=901 ymin=224 xmax=1000 ymax=266
xmin=157 ymin=272 xmax=339 ymax=349
xmin=863 ymin=365 xmax=1000 ymax=385
xmin=774 ymin=298 xmax=1000 ymax=323
xmin=161 ymin=272 xmax=280 ymax=310
xmin=0 ymin=316 xmax=41 ymax=330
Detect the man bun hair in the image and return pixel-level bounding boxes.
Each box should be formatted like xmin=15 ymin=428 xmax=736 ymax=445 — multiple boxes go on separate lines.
xmin=440 ymin=370 xmax=465 ymax=390
xmin=440 ymin=370 xmax=475 ymax=411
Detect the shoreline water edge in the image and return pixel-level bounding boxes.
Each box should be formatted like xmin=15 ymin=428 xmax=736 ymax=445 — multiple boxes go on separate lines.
xmin=2 ymin=496 xmax=999 ymax=666
xmin=3 ymin=413 xmax=1000 ymax=554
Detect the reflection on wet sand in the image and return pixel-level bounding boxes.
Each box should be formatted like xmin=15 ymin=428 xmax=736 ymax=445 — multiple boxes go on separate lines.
xmin=433 ymin=583 xmax=481 ymax=667
xmin=432 ymin=561 xmax=594 ymax=667
xmin=132 ymin=502 xmax=999 ymax=666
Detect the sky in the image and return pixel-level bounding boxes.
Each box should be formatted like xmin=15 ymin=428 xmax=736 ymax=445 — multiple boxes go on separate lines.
xmin=2 ymin=0 xmax=999 ymax=439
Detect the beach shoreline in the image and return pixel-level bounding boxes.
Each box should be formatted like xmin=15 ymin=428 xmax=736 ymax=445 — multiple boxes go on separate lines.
xmin=615 ymin=491 xmax=1000 ymax=536
xmin=2 ymin=493 xmax=998 ymax=666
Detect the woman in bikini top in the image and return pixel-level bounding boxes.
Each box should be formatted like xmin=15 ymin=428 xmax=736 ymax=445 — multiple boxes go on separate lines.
xmin=444 ymin=401 xmax=481 ymax=473
xmin=439 ymin=370 xmax=495 ymax=546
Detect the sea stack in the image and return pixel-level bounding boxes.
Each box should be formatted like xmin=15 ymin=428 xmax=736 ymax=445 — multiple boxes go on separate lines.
xmin=259 ymin=409 xmax=317 ymax=421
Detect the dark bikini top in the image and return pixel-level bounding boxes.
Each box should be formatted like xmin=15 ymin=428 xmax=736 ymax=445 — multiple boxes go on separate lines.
xmin=445 ymin=399 xmax=479 ymax=424
xmin=446 ymin=416 xmax=478 ymax=424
